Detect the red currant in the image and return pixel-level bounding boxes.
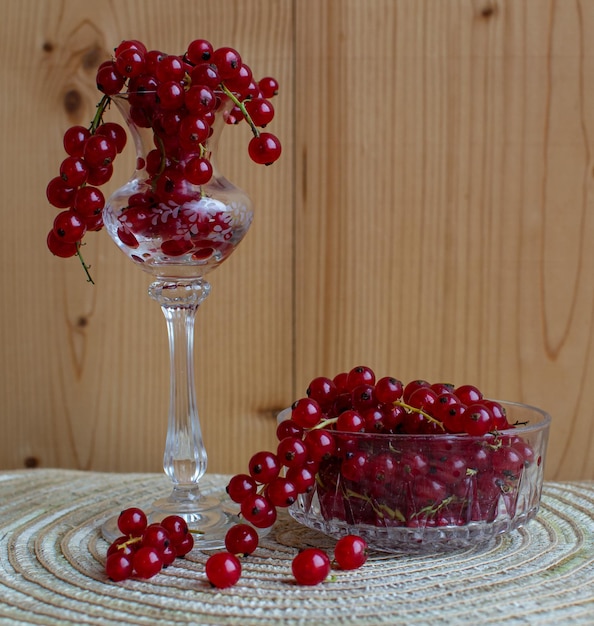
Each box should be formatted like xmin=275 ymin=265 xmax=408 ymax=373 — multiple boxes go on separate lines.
xmin=224 ymin=523 xmax=259 ymax=555
xmin=247 ymin=132 xmax=282 ymax=165
xmin=205 ymin=552 xmax=241 ymax=588
xmin=53 ymin=210 xmax=86 ymax=243
xmin=117 ymin=507 xmax=148 ymax=536
xmin=248 ymin=450 xmax=281 ymax=483
xmin=132 ymin=546 xmax=163 ymax=579
xmin=346 ymin=365 xmax=376 ymax=390
xmin=291 ymin=548 xmax=331 ymax=586
xmin=291 ymin=397 xmax=323 ymax=428
xmin=333 ymin=535 xmax=368 ymax=570
xmin=374 ymin=376 xmax=403 ymax=403
xmin=105 ymin=552 xmax=133 ymax=581
xmin=186 ymin=39 xmax=213 ymax=64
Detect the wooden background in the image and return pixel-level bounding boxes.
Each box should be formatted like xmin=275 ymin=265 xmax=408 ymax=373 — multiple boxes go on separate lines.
xmin=1 ymin=0 xmax=593 ymax=481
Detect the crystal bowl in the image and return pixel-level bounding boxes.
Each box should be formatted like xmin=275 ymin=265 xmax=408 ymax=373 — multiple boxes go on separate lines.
xmin=284 ymin=401 xmax=551 ymax=553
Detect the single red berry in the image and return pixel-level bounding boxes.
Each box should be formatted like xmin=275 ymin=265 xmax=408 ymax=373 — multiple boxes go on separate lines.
xmin=132 ymin=546 xmax=163 ymax=579
xmin=185 ymin=156 xmax=213 ymax=185
xmin=286 ymin=465 xmax=316 ymax=494
xmin=407 ymin=386 xmax=438 ymax=411
xmin=265 ymin=477 xmax=298 ymax=507
xmin=258 ymin=76 xmax=279 ymax=98
xmin=141 ymin=523 xmax=170 ymax=552
xmin=277 ymin=436 xmax=308 ymax=468
xmin=115 ymin=39 xmax=147 ymax=57
xmin=117 ymin=507 xmax=148 ymax=537
xmin=402 ymin=379 xmax=430 ymax=403
xmin=291 ymin=548 xmax=331 ymax=586
xmin=155 ymin=54 xmax=185 ymax=82
xmin=205 ymin=552 xmax=241 ymax=589
xmin=306 ymin=376 xmax=338 ymax=409
xmin=53 ymin=209 xmax=86 ymax=243
xmin=46 ymin=176 xmax=76 ymax=208
xmin=47 ymin=230 xmax=77 ymax=258
xmin=105 ymin=552 xmax=133 ymax=581
xmin=303 ymin=429 xmax=336 ymax=462
xmin=83 ymin=135 xmax=117 ymax=168
xmin=115 ymin=47 xmax=146 ymax=78
xmin=336 ymin=409 xmax=365 ymax=432
xmin=245 ymin=97 xmax=275 ymax=127
xmin=276 ymin=419 xmax=303 ymax=441
xmin=226 ymin=473 xmax=258 ymax=503
xmin=346 ymin=365 xmax=376 ymax=390
xmin=212 ymin=46 xmax=242 ymax=79
xmin=186 ymin=39 xmax=214 ymax=64
xmin=351 ymin=384 xmax=377 ymax=412
xmin=455 ymin=384 xmax=483 ymax=405
xmin=73 ymin=186 xmax=104 ymax=217
xmin=374 ymin=376 xmax=403 ymax=403
xmin=59 ymin=156 xmax=89 ymax=187
xmin=291 ymin=397 xmax=323 ymax=428
xmin=63 ymin=125 xmax=91 ymax=157
xmin=462 ymin=403 xmax=494 ymax=436
xmin=333 ymin=535 xmax=368 ymax=570
xmin=160 ymin=544 xmax=177 ymax=567
xmin=248 ymin=132 xmax=282 ymax=165
xmin=248 ymin=450 xmax=281 ymax=483
xmin=96 ymin=62 xmax=126 ymax=95
xmin=225 ymin=523 xmax=259 ymax=555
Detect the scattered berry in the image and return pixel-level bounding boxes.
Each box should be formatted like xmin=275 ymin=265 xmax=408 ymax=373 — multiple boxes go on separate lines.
xmin=333 ymin=535 xmax=369 ymax=570
xmin=205 ymin=552 xmax=242 ymax=588
xmin=291 ymin=548 xmax=331 ymax=586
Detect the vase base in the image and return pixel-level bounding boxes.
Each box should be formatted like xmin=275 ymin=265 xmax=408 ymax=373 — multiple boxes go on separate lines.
xmin=100 ymin=488 xmax=266 ymax=550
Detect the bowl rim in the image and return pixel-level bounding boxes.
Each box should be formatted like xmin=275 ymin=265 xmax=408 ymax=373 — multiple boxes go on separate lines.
xmin=277 ymin=399 xmax=551 ymax=440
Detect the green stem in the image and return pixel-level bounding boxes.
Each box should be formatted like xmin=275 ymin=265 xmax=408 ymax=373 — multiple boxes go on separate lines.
xmin=89 ymin=95 xmax=111 ymax=134
xmin=393 ymin=400 xmax=445 ymax=431
xmin=76 ymin=242 xmax=94 ymax=284
xmin=219 ymin=82 xmax=260 ymax=138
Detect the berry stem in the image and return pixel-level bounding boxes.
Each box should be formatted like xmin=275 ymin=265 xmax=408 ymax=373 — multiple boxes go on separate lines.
xmin=90 ymin=95 xmax=111 ymax=134
xmin=219 ymin=82 xmax=260 ymax=138
xmin=75 ymin=242 xmax=94 ymax=284
xmin=393 ymin=400 xmax=445 ymax=431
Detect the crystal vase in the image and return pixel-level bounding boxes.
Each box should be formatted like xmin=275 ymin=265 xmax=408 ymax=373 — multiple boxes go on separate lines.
xmin=101 ymin=92 xmax=253 ymax=548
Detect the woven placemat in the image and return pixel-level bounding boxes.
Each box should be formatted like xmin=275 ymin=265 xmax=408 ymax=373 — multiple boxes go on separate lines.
xmin=0 ymin=470 xmax=593 ymax=625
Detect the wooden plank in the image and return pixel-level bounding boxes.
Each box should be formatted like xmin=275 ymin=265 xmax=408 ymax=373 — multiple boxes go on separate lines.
xmin=2 ymin=0 xmax=594 ymax=481
xmin=294 ymin=0 xmax=594 ymax=480
xmin=0 ymin=0 xmax=294 ymax=474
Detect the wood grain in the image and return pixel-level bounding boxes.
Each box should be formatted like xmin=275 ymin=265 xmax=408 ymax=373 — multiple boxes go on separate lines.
xmin=0 ymin=0 xmax=294 ymax=474
xmin=294 ymin=0 xmax=594 ymax=481
xmin=1 ymin=0 xmax=593 ymax=480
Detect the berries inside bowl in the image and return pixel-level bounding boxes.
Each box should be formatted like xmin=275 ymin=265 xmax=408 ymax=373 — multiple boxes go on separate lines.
xmin=277 ymin=367 xmax=551 ymax=552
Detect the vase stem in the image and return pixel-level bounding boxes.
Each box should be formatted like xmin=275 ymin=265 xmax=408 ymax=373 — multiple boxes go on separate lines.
xmin=149 ymin=279 xmax=210 ymax=498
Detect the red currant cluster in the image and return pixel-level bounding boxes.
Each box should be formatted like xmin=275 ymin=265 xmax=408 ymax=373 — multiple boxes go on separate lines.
xmin=46 ymin=38 xmax=281 ymax=277
xmin=228 ymin=365 xmax=538 ymax=534
xmin=46 ymin=121 xmax=127 ymax=260
xmin=105 ymin=507 xmax=367 ymax=588
xmin=296 ymin=365 xmax=514 ymax=437
xmin=105 ymin=507 xmax=194 ymax=581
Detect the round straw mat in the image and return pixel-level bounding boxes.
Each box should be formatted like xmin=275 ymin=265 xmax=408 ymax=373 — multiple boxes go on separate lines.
xmin=0 ymin=470 xmax=593 ymax=625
